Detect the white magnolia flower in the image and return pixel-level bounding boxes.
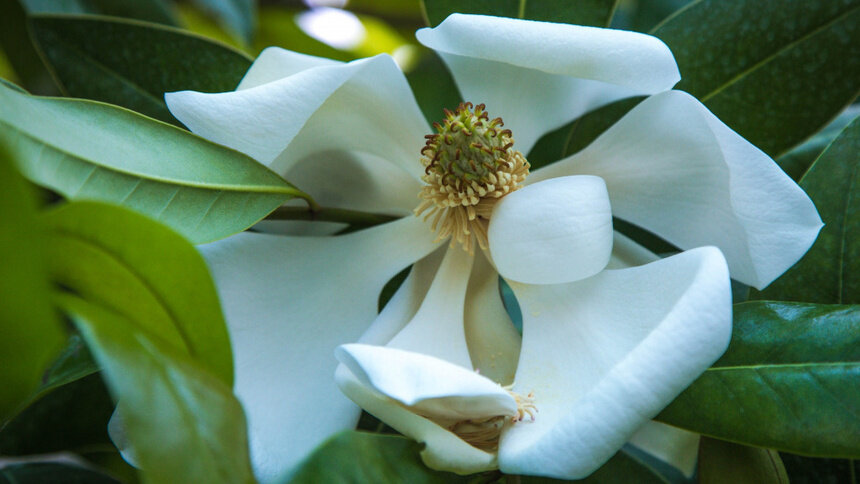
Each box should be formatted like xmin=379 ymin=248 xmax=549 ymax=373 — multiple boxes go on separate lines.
xmin=164 ymin=14 xmax=821 ymax=481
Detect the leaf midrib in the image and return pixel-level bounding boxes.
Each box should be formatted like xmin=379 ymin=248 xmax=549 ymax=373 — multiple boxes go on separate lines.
xmin=700 ymin=4 xmax=860 ymax=102
xmin=708 ymin=361 xmax=858 ymax=371
xmin=0 ymin=118 xmax=297 ymax=194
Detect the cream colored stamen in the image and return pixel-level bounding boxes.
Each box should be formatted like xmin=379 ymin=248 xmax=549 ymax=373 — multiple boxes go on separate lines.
xmin=415 ymin=102 xmax=530 ymax=254
xmin=446 ymin=387 xmax=537 ymax=452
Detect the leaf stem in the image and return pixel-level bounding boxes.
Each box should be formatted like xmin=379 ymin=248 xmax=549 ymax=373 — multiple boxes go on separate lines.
xmin=266 ymin=206 xmax=401 ymax=227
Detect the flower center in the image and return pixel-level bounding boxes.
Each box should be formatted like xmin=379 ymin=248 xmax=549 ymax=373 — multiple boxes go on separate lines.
xmin=415 ymin=102 xmax=530 ymax=254
xmin=446 ymin=387 xmax=537 ymax=452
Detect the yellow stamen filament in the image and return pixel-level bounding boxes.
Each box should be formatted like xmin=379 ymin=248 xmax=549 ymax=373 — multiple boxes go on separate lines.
xmin=415 ymin=102 xmax=530 ymax=254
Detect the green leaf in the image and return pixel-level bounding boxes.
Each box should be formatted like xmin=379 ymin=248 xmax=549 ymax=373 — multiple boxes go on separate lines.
xmin=41 ymin=201 xmax=234 ymax=385
xmin=753 ymin=116 xmax=859 ymax=304
xmin=610 ymin=0 xmax=693 ymax=32
xmin=0 ymin=463 xmax=121 ymax=484
xmin=189 ymin=0 xmax=255 ymax=44
xmin=0 ymin=81 xmax=308 ymax=244
xmin=253 ymin=6 xmax=352 ymax=61
xmin=58 ymin=294 xmax=255 ymax=484
xmin=780 ymin=453 xmax=860 ymax=483
xmin=19 ymin=0 xmax=178 ymax=25
xmin=0 ymin=0 xmax=57 ymax=94
xmin=29 ymin=14 xmax=252 ymax=125
xmin=0 ymin=143 xmax=65 ymax=421
xmin=653 ymin=0 xmax=860 ymax=157
xmin=657 ymin=301 xmax=860 ymax=457
xmin=286 ymin=431 xmax=470 ymax=483
xmin=406 ymin=50 xmax=461 ymax=124
xmin=421 ymin=0 xmax=619 ymax=28
xmin=775 ymin=105 xmax=860 ymax=181
xmin=698 ymin=438 xmax=788 ymax=484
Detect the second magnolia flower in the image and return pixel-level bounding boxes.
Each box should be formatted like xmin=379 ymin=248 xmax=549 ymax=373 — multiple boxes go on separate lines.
xmin=165 ymin=13 xmax=821 ymax=481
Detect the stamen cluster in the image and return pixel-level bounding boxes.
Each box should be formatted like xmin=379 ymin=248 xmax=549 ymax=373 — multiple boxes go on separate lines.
xmin=446 ymin=387 xmax=537 ymax=452
xmin=415 ymin=102 xmax=529 ymax=253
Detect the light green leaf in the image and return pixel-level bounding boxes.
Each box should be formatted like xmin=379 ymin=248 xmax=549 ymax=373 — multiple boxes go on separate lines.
xmin=753 ymin=115 xmax=859 ymax=304
xmin=0 ymin=143 xmax=64 ymax=421
xmin=189 ymin=0 xmax=255 ymax=44
xmin=253 ymin=6 xmax=352 ymax=61
xmin=29 ymin=14 xmax=252 ymax=125
xmin=0 ymin=81 xmax=309 ymax=244
xmin=698 ymin=438 xmax=788 ymax=484
xmin=19 ymin=0 xmax=178 ymax=25
xmin=0 ymin=463 xmax=121 ymax=484
xmin=41 ymin=201 xmax=234 ymax=385
xmin=57 ymin=294 xmax=255 ymax=484
xmin=421 ymin=0 xmax=618 ymax=28
xmin=653 ymin=0 xmax=860 ymax=157
xmin=286 ymin=431 xmax=470 ymax=483
xmin=658 ymin=301 xmax=860 ymax=457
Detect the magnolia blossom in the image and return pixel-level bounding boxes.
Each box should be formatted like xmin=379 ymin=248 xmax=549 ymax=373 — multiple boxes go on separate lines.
xmin=164 ymin=14 xmax=821 ymax=481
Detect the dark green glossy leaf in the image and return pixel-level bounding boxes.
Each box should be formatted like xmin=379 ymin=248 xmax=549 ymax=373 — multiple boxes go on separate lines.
xmin=780 ymin=453 xmax=860 ymax=483
xmin=754 ymin=116 xmax=859 ymax=304
xmin=698 ymin=438 xmax=788 ymax=484
xmin=286 ymin=431 xmax=470 ymax=483
xmin=658 ymin=301 xmax=860 ymax=457
xmin=19 ymin=0 xmax=178 ymax=25
xmin=610 ymin=0 xmax=692 ymax=32
xmin=189 ymin=0 xmax=255 ymax=44
xmin=41 ymin=201 xmax=234 ymax=385
xmin=776 ymin=105 xmax=860 ymax=181
xmin=58 ymin=295 xmax=255 ymax=484
xmin=0 ymin=463 xmax=121 ymax=484
xmin=421 ymin=0 xmax=618 ymax=28
xmin=30 ymin=14 xmax=252 ymax=125
xmin=0 ymin=81 xmax=308 ymax=244
xmin=406 ymin=49 xmax=461 ymax=123
xmin=653 ymin=0 xmax=860 ymax=156
xmin=0 ymin=373 xmax=114 ymax=456
xmin=0 ymin=143 xmax=64 ymax=420
xmin=0 ymin=0 xmax=57 ymax=94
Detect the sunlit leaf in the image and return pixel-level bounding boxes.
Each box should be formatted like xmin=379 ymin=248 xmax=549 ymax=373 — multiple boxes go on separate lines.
xmin=658 ymin=301 xmax=860 ymax=457
xmin=188 ymin=0 xmax=255 ymax=44
xmin=0 ymin=81 xmax=308 ymax=244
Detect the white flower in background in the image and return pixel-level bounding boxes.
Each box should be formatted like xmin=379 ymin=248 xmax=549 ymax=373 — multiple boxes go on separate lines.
xmin=164 ymin=14 xmax=821 ymax=481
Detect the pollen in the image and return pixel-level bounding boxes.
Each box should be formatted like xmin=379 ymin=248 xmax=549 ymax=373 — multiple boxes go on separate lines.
xmin=447 ymin=387 xmax=537 ymax=452
xmin=415 ymin=102 xmax=530 ymax=254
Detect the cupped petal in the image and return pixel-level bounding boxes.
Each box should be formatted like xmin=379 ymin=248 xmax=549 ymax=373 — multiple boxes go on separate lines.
xmin=337 ymin=344 xmax=517 ymax=420
xmin=385 ymin=246 xmax=475 ymax=368
xmin=199 ymin=216 xmax=437 ymax=481
xmin=489 ymin=175 xmax=613 ymax=285
xmin=416 ymin=14 xmax=680 ymax=152
xmin=336 ymin=365 xmax=498 ymax=474
xmin=498 ymin=247 xmax=731 ymax=479
xmin=465 ymin=250 xmax=521 ymax=385
xmin=166 ymin=54 xmax=428 ymax=182
xmin=237 ymin=47 xmax=341 ymax=90
xmin=531 ymin=90 xmax=823 ymax=289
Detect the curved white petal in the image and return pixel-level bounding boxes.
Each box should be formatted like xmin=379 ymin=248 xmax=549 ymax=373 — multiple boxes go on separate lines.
xmin=336 ymin=365 xmax=498 ymax=474
xmin=465 ymin=250 xmax=520 ymax=385
xmin=416 ymin=14 xmax=680 ymax=152
xmin=606 ymin=231 xmax=659 ymax=270
xmin=531 ymin=90 xmax=823 ymax=289
xmin=198 ymin=216 xmax=437 ymax=481
xmin=166 ymin=54 xmax=428 ymax=182
xmin=237 ymin=47 xmax=341 ymax=90
xmin=337 ymin=344 xmax=517 ymax=420
xmin=386 ymin=246 xmax=475 ymax=368
xmin=628 ymin=421 xmax=700 ymax=478
xmin=498 ymin=247 xmax=731 ymax=479
xmin=489 ymin=176 xmax=613 ymax=285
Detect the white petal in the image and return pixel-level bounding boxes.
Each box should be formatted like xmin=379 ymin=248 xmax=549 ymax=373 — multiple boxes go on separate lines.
xmin=416 ymin=14 xmax=680 ymax=152
xmin=237 ymin=47 xmax=341 ymax=90
xmin=386 ymin=246 xmax=475 ymax=368
xmin=628 ymin=421 xmax=700 ymax=478
xmin=489 ymin=176 xmax=613 ymax=285
xmin=465 ymin=250 xmax=521 ymax=385
xmin=336 ymin=344 xmax=517 ymax=420
xmin=606 ymin=231 xmax=659 ymax=270
xmin=336 ymin=365 xmax=498 ymax=474
xmin=531 ymin=90 xmax=823 ymax=289
xmin=498 ymin=247 xmax=731 ymax=479
xmin=166 ymin=54 xmax=428 ymax=182
xmin=199 ymin=216 xmax=437 ymax=481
